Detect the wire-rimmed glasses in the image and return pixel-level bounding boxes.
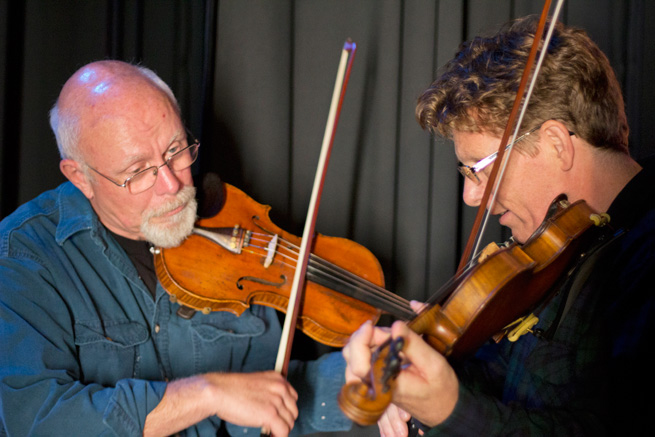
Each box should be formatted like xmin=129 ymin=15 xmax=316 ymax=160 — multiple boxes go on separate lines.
xmin=86 ymin=132 xmax=200 ymax=194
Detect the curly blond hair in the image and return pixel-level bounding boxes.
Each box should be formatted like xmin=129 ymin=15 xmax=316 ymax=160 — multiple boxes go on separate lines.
xmin=416 ymin=15 xmax=629 ymax=153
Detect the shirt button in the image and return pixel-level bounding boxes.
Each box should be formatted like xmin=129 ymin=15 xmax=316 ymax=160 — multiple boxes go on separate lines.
xmin=154 ymin=324 xmax=160 ymax=333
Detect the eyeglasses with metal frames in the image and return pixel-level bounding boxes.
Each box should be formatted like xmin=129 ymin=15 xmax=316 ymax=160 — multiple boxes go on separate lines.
xmin=456 ymin=124 xmax=573 ymax=185
xmin=86 ymin=133 xmax=200 ymax=195
xmin=457 ymin=125 xmax=542 ymax=185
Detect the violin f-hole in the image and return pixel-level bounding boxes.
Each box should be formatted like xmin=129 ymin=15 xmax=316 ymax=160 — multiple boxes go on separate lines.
xmin=236 ymin=275 xmax=287 ymax=290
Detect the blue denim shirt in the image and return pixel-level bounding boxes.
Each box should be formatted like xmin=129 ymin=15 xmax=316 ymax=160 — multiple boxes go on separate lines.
xmin=0 ymin=182 xmax=351 ymax=436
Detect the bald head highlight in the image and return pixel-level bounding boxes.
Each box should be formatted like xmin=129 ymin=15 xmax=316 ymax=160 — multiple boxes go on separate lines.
xmin=50 ymin=60 xmax=179 ymax=162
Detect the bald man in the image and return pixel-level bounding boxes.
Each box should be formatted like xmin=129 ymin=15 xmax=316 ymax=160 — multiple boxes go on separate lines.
xmin=0 ymin=61 xmax=350 ymax=437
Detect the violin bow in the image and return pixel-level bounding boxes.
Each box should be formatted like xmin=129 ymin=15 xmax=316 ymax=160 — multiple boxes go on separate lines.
xmin=260 ymin=40 xmax=357 ymax=436
xmin=457 ymin=0 xmax=566 ymax=273
xmin=273 ymin=39 xmax=357 ymax=377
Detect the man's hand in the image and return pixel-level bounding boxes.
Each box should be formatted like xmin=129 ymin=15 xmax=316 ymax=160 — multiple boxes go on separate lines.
xmin=342 ymin=318 xmax=460 ymax=437
xmin=207 ymin=371 xmax=298 ymax=435
xmin=377 ymin=404 xmax=413 ymax=437
xmin=387 ymin=322 xmax=458 ymax=428
xmin=144 ymin=371 xmax=298 ymax=437
xmin=342 ymin=320 xmax=390 ymax=384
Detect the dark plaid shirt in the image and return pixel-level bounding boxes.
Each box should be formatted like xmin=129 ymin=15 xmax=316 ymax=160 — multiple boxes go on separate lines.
xmin=427 ymin=156 xmax=655 ymax=436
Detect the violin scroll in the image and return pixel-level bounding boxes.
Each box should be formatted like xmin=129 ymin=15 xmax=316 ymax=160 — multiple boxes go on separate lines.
xmin=338 ymin=337 xmax=405 ymax=426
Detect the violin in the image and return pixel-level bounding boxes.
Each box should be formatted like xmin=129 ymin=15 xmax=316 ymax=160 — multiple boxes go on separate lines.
xmin=154 ymin=181 xmax=415 ymax=347
xmin=402 ymin=196 xmax=608 ymax=358
xmin=337 ymin=0 xmax=608 ymax=424
xmin=338 ymin=196 xmax=611 ymax=425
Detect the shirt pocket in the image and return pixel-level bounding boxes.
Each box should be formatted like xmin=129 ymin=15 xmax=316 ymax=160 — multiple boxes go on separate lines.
xmin=189 ymin=309 xmax=267 ymax=373
xmin=74 ymin=319 xmax=150 ymax=385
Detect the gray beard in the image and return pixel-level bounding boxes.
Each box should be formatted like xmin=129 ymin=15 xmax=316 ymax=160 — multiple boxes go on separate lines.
xmin=140 ymin=186 xmax=197 ymax=248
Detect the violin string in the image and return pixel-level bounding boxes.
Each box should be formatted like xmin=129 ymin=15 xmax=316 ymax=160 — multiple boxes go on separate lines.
xmin=242 ymin=241 xmax=414 ymax=318
xmin=304 ymin=253 xmax=415 ymax=315
xmin=254 ymin=240 xmax=415 ymax=317
xmin=241 ymin=232 xmax=415 ymax=318
xmin=247 ymin=233 xmax=410 ymax=307
xmin=241 ymin=230 xmax=486 ymax=320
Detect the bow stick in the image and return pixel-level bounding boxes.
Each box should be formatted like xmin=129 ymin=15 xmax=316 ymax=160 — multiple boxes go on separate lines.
xmin=458 ymin=0 xmax=565 ymax=272
xmin=261 ymin=39 xmax=357 ymax=436
xmin=274 ymin=38 xmax=357 ymax=376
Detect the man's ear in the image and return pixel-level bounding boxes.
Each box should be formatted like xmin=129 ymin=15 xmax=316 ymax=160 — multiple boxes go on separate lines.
xmin=541 ymin=120 xmax=575 ymax=171
xmin=60 ymin=159 xmax=95 ymax=199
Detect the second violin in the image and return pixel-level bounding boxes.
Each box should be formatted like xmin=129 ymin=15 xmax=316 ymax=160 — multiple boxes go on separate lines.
xmin=338 ymin=196 xmax=611 ymax=425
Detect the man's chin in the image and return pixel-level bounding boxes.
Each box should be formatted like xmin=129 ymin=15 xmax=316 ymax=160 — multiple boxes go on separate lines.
xmin=499 ymin=212 xmax=526 ymax=243
xmin=509 ymin=226 xmax=534 ymax=245
xmin=141 ymin=197 xmax=197 ymax=248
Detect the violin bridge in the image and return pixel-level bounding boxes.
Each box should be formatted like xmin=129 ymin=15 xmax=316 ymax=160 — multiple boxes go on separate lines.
xmin=263 ymin=234 xmax=278 ymax=268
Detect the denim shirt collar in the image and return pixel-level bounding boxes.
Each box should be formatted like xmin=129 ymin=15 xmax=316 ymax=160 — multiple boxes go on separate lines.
xmin=55 ymin=182 xmax=103 ymax=246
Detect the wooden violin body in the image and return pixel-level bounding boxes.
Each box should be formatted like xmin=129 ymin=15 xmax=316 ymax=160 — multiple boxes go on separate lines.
xmin=155 ymin=183 xmax=413 ymax=347
xmin=414 ymin=196 xmax=602 ymax=359
xmin=339 ymin=196 xmax=608 ymax=425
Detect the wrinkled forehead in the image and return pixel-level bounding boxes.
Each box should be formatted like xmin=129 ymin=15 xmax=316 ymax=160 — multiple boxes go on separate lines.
xmin=62 ymin=70 xmax=181 ymax=157
xmin=77 ymin=108 xmax=186 ymax=170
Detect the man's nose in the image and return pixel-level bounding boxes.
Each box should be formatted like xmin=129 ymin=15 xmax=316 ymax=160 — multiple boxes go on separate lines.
xmin=153 ymin=163 xmax=182 ymax=195
xmin=462 ymin=177 xmax=486 ymax=207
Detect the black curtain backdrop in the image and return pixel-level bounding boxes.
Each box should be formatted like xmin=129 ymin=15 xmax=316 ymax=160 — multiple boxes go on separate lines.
xmin=2 ymin=1 xmax=654 ymax=435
